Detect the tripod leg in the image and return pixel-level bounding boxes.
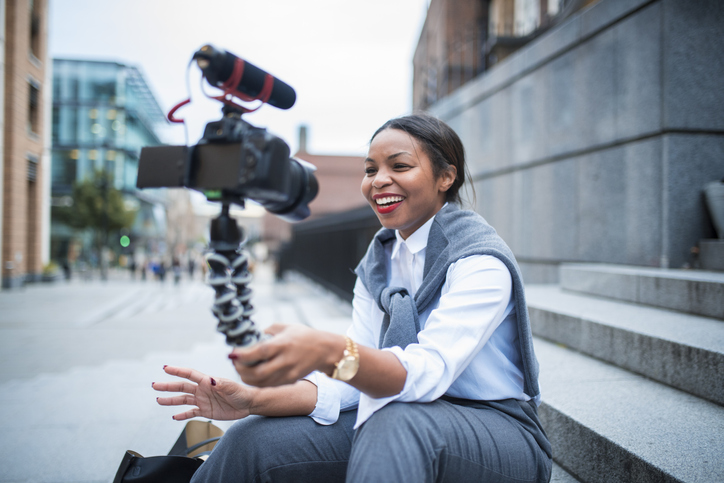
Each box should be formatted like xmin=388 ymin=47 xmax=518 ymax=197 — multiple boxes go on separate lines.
xmin=206 ymin=203 xmax=266 ymax=348
xmin=205 ymin=247 xmax=264 ymax=347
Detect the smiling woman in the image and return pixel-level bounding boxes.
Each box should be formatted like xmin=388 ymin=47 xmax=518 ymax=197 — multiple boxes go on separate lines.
xmin=155 ymin=114 xmax=552 ymax=483
xmin=362 ymin=117 xmax=461 ymax=238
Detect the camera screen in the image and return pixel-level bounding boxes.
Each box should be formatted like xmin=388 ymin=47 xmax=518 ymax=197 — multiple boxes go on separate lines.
xmin=193 ymin=143 xmax=244 ymax=189
xmin=136 ymin=145 xmax=187 ymax=188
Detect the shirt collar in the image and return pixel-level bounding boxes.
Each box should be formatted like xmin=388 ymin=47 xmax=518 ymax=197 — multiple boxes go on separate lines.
xmin=391 ymin=206 xmax=443 ymax=259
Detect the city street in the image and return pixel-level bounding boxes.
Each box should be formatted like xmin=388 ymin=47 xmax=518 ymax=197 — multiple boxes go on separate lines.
xmin=0 ymin=264 xmax=353 ymax=482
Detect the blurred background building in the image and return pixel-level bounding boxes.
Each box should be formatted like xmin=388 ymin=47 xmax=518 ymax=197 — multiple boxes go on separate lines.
xmin=1 ymin=0 xmax=51 ymax=288
xmin=262 ymin=125 xmax=367 ymax=254
xmin=49 ymin=58 xmax=169 ymax=276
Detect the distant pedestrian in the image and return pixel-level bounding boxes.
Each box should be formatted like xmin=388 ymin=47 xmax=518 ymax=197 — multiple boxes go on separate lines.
xmin=129 ymin=257 xmax=137 ymax=280
xmin=188 ymin=258 xmax=196 ymax=280
xmin=62 ymin=261 xmax=71 ymax=281
xmin=158 ymin=261 xmax=166 ymax=282
xmin=172 ymin=256 xmax=182 ymax=285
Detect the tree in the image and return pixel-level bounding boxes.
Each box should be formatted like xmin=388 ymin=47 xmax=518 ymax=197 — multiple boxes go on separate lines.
xmin=54 ymin=170 xmax=137 ymax=274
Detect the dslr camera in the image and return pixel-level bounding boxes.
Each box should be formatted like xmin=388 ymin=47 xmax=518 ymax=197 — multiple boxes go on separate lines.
xmin=136 ymin=44 xmax=318 ymax=221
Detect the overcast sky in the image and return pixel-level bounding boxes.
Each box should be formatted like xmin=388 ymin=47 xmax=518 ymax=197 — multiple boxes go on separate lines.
xmin=49 ymin=0 xmax=430 ymax=156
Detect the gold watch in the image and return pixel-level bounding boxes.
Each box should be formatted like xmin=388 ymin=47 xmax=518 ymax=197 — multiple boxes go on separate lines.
xmin=331 ymin=337 xmax=360 ymax=381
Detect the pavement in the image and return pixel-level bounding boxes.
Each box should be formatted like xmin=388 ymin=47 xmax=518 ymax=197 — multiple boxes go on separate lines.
xmin=0 ymin=265 xmax=576 ymax=483
xmin=0 ymin=263 xmax=353 ymax=483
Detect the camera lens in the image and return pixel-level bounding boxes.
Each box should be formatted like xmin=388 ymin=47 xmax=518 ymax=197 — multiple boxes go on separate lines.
xmin=260 ymin=158 xmax=318 ymax=221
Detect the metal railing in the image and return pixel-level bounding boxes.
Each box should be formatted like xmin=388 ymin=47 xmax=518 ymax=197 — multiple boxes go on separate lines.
xmin=280 ymin=206 xmax=381 ymax=302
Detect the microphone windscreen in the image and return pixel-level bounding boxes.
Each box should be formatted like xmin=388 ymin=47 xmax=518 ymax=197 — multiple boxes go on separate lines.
xmin=234 ymin=58 xmax=297 ymax=110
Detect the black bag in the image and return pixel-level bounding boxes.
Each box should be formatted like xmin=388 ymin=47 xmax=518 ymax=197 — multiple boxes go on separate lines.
xmin=113 ymin=421 xmax=224 ymax=483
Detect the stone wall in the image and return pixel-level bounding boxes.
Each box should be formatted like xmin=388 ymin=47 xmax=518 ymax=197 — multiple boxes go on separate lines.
xmin=430 ymin=0 xmax=724 ymax=282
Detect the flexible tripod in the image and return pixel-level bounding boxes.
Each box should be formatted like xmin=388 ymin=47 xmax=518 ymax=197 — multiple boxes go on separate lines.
xmin=205 ymin=202 xmax=265 ymax=347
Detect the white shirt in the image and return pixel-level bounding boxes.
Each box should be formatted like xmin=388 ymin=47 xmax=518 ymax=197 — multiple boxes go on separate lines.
xmin=304 ymin=214 xmax=530 ymax=429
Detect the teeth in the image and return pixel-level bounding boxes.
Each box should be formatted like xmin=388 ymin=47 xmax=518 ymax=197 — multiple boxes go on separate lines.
xmin=375 ymin=196 xmax=404 ymax=205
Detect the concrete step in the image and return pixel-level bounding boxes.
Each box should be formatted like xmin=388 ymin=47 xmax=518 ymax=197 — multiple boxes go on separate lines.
xmin=551 ymin=462 xmax=581 ymax=482
xmin=534 ymin=337 xmax=724 ymax=483
xmin=559 ymin=264 xmax=724 ymax=319
xmin=526 ymin=285 xmax=724 ymax=406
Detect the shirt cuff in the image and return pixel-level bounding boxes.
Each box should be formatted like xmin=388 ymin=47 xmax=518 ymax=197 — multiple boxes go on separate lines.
xmin=382 ymin=346 xmax=416 ymax=399
xmin=302 ymin=371 xmax=341 ymax=425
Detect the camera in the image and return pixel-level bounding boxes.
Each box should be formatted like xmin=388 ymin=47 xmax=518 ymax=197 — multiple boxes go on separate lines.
xmin=136 ymin=44 xmax=318 ymax=221
xmin=135 ymin=45 xmax=318 ymax=348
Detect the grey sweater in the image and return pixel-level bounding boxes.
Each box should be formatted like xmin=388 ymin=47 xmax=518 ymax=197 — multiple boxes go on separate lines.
xmin=355 ymin=203 xmax=541 ymax=401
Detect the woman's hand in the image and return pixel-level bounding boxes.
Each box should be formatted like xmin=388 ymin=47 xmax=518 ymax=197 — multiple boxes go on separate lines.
xmin=152 ymin=365 xmax=258 ymax=421
xmin=229 ymin=324 xmax=344 ymax=387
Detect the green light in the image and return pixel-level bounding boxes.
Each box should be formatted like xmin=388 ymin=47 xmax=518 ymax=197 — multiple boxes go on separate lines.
xmin=204 ymin=190 xmax=222 ymax=201
xmin=120 ymin=235 xmax=130 ymax=247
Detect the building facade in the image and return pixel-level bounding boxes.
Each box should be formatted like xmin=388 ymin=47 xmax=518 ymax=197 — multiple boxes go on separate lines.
xmin=413 ymin=0 xmax=490 ymax=111
xmin=50 ymin=58 xmax=168 ymax=270
xmin=426 ymin=0 xmax=724 ymax=281
xmin=1 ymin=0 xmax=50 ymax=288
xmin=413 ymin=0 xmax=596 ymax=111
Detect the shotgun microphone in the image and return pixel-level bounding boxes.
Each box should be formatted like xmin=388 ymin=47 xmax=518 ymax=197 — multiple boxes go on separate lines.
xmin=193 ymin=44 xmax=296 ymax=110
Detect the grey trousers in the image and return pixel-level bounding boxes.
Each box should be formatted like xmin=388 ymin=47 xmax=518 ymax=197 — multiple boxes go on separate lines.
xmin=190 ymin=399 xmax=552 ymax=483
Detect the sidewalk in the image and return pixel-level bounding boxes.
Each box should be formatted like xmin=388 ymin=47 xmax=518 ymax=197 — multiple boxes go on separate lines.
xmin=0 ymin=264 xmax=352 ymax=483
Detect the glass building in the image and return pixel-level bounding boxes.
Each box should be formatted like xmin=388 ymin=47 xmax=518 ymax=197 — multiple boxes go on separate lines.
xmin=50 ymin=59 xmax=168 ymax=266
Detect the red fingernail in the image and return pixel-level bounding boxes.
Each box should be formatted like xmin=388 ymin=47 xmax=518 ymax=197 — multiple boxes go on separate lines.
xmin=210 ymin=378 xmax=217 ymax=386
xmin=156 ymin=397 xmax=159 ymax=402
xmin=172 ymin=415 xmax=175 ymax=420
xmin=228 ymin=354 xmax=238 ymax=360
xmin=151 ymin=382 xmax=155 ymax=388
xmin=163 ymin=365 xmax=168 ymax=369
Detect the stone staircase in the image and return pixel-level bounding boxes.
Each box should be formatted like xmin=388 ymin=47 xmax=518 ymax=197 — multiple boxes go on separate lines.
xmin=527 ymin=264 xmax=724 ymax=483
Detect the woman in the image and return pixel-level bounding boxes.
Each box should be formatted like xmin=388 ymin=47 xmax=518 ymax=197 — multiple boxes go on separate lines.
xmin=153 ymin=114 xmax=552 ymax=482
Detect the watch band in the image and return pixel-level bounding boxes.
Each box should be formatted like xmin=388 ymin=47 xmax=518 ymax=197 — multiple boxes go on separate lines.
xmin=343 ymin=336 xmax=358 ymax=360
xmin=332 ymin=336 xmax=359 ymax=381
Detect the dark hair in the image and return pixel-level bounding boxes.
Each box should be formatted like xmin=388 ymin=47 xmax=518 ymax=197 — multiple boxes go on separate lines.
xmin=370 ymin=113 xmax=473 ymax=205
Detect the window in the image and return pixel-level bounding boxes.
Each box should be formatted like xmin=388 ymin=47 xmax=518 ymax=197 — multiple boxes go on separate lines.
xmin=92 ymin=80 xmax=116 ymax=102
xmin=66 ymin=107 xmax=78 ymax=144
xmin=70 ymin=77 xmax=79 ymax=100
xmin=51 ymin=150 xmax=78 ymax=188
xmin=52 ymin=107 xmax=60 ymax=143
xmin=52 ymin=75 xmax=61 ymax=101
xmin=28 ymin=81 xmax=40 ymax=134
xmin=27 ymin=154 xmax=39 ymax=182
xmin=30 ymin=0 xmax=42 ymax=58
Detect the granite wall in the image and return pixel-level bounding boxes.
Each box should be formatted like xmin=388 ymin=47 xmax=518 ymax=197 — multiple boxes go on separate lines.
xmin=431 ymin=0 xmax=724 ymax=282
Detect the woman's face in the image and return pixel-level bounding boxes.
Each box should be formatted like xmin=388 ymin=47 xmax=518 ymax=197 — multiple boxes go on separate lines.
xmin=362 ymin=128 xmax=455 ymax=239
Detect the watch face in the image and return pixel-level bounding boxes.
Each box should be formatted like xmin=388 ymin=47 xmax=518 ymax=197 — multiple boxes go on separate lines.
xmin=337 ymin=356 xmax=360 ymax=381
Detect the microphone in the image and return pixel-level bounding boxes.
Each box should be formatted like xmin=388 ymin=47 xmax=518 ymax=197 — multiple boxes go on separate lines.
xmin=193 ymin=44 xmax=296 ymax=110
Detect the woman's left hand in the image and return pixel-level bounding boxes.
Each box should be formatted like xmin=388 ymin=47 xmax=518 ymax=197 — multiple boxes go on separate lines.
xmin=153 ymin=366 xmax=257 ymax=421
xmin=229 ymin=324 xmax=340 ymax=387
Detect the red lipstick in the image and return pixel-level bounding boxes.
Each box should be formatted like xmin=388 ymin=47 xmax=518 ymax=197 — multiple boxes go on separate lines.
xmin=373 ymin=193 xmax=405 ymax=214
xmin=377 ymin=201 xmax=403 ymax=214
